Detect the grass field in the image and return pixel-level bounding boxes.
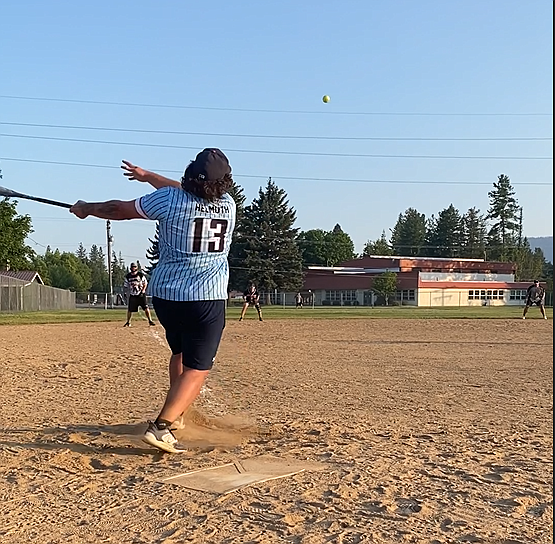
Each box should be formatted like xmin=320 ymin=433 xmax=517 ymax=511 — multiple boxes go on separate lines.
xmin=0 ymin=304 xmax=551 ymax=325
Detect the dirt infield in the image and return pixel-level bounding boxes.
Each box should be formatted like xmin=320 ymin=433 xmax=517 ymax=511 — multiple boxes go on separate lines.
xmin=0 ymin=318 xmax=552 ymax=544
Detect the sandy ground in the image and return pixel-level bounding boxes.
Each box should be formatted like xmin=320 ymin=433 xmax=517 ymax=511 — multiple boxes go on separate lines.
xmin=0 ymin=317 xmax=552 ymax=544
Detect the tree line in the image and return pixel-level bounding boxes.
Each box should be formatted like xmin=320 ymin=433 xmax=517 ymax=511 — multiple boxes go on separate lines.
xmin=0 ymin=172 xmax=552 ymax=295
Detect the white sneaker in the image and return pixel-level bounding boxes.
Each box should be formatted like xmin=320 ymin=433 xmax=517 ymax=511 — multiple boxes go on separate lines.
xmin=544 ymin=316 xmax=548 ymax=320
xmin=522 ymin=317 xmax=526 ymax=320
xmin=142 ymin=421 xmax=187 ymax=453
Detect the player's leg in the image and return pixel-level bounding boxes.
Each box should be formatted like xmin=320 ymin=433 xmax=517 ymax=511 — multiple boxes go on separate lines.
xmin=144 ymin=299 xmax=225 ymax=453
xmin=125 ymin=297 xmax=137 ymax=326
xmin=168 ymin=353 xmax=183 ymax=385
xmin=539 ymin=303 xmax=547 ymax=319
xmin=522 ymin=301 xmax=531 ymax=319
xmin=153 ymin=303 xmax=186 ymax=422
xmin=239 ymin=301 xmax=249 ymax=321
xmin=156 ymin=300 xmax=224 ymax=424
xmin=141 ymin=297 xmax=156 ymax=325
xmin=255 ymin=303 xmax=263 ymax=321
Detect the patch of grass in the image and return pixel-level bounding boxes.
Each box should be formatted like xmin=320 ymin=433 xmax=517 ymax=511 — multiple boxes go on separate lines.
xmin=228 ymin=305 xmax=551 ymax=320
xmin=1 ymin=305 xmax=551 ymax=325
xmin=0 ymin=309 xmax=129 ymax=326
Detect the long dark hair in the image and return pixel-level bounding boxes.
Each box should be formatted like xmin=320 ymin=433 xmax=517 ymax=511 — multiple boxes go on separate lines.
xmin=181 ymin=164 xmax=233 ymax=202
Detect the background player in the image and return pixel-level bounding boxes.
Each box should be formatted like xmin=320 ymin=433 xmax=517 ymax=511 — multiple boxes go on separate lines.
xmin=123 ymin=262 xmax=155 ymax=327
xmin=522 ymin=280 xmax=547 ymax=320
xmin=239 ymin=282 xmax=263 ymax=321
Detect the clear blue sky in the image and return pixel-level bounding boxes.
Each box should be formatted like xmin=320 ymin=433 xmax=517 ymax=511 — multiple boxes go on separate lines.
xmin=1 ymin=0 xmax=552 ymax=267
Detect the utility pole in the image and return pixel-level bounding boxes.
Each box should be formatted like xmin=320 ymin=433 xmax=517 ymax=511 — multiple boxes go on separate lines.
xmin=106 ymin=220 xmax=114 ymax=309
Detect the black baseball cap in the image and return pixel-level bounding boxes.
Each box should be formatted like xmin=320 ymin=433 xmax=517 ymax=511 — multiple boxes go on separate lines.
xmin=188 ymin=148 xmax=231 ymax=181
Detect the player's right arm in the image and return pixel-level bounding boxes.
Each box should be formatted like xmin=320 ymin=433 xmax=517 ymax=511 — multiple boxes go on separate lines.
xmin=121 ymin=160 xmax=181 ymax=189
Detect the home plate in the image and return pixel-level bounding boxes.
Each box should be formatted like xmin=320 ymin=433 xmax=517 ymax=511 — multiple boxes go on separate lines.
xmin=160 ymin=455 xmax=325 ymax=495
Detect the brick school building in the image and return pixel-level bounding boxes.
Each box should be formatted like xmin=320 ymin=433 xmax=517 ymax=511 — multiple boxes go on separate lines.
xmin=302 ymin=256 xmax=538 ymax=307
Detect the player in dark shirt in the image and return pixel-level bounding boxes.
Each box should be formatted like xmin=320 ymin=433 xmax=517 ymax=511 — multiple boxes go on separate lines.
xmin=522 ymin=280 xmax=547 ymax=320
xmin=239 ymin=282 xmax=263 ymax=322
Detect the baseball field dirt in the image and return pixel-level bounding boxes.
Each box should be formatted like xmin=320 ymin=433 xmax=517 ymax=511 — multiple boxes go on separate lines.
xmin=0 ymin=318 xmax=552 ymax=543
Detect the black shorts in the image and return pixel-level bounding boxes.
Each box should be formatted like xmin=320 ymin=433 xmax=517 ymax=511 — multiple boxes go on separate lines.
xmin=245 ymin=297 xmax=259 ymax=305
xmin=128 ymin=294 xmax=149 ymax=312
xmin=152 ymin=297 xmax=226 ymax=371
xmin=525 ymin=299 xmax=543 ymax=307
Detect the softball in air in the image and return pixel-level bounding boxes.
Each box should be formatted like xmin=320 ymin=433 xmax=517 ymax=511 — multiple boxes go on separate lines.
xmin=322 ymin=95 xmax=330 ymax=103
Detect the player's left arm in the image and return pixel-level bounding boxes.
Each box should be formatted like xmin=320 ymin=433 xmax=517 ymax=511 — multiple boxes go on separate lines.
xmin=70 ymin=200 xmax=143 ymax=220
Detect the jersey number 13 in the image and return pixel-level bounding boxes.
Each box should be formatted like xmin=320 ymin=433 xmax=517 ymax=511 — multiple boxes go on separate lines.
xmin=191 ymin=218 xmax=229 ymax=253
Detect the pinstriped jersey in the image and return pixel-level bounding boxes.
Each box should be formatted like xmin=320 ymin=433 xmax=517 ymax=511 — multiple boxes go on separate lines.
xmin=135 ymin=186 xmax=236 ymax=301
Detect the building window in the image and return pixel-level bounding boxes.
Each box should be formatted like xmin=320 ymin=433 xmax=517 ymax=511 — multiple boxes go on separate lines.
xmin=468 ymin=289 xmax=505 ymax=300
xmin=325 ymin=290 xmax=357 ymax=302
xmin=396 ymin=289 xmax=415 ymax=301
xmin=509 ymin=289 xmax=527 ymax=301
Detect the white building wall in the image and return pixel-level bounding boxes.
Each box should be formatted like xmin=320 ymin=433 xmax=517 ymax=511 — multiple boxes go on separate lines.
xmin=419 ymin=272 xmax=514 ymax=282
xmin=417 ymin=288 xmax=524 ymax=307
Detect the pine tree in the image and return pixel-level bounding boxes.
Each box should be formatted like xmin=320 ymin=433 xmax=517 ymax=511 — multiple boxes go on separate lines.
xmin=112 ymin=252 xmax=127 ymax=291
xmin=241 ymin=178 xmax=303 ymax=301
xmin=425 ymin=204 xmax=463 ymax=258
xmin=145 ymin=223 xmax=160 ymax=276
xmin=363 ymin=231 xmax=393 ymax=256
xmin=228 ymin=181 xmax=248 ymax=291
xmin=390 ymin=208 xmax=427 ymax=256
xmin=514 ymin=243 xmax=545 ymax=281
xmin=88 ymin=244 xmax=109 ymax=292
xmin=75 ymin=242 xmax=88 ymax=263
xmin=486 ymin=174 xmax=520 ymax=261
xmin=461 ymin=208 xmax=487 ymax=259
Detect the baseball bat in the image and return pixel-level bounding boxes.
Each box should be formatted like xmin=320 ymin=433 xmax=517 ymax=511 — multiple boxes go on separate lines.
xmin=0 ymin=185 xmax=72 ymax=209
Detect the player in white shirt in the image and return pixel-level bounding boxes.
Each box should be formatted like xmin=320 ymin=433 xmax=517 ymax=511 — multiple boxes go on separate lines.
xmin=70 ymin=148 xmax=236 ymax=453
xmin=122 ymin=262 xmax=155 ymax=327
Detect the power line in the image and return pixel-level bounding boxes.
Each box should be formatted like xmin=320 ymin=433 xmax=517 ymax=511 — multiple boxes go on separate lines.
xmin=0 ymin=121 xmax=550 ymax=142
xmin=0 ymin=95 xmax=552 ymax=116
xmin=1 ymin=157 xmax=551 ymax=186
xmin=0 ymin=134 xmax=551 ymax=160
